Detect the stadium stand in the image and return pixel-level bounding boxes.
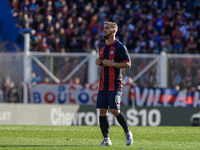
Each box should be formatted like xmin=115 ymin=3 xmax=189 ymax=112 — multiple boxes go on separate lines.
xmin=7 ymin=0 xmax=200 ymax=54
xmin=2 ymin=0 xmax=200 ymax=104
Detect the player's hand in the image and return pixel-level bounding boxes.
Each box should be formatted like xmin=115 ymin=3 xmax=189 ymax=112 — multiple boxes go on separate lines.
xmin=95 ymin=58 xmax=102 ymax=66
xmin=102 ymin=59 xmax=113 ymax=67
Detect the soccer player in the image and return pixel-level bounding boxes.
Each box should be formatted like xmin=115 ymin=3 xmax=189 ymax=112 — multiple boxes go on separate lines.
xmin=95 ymin=21 xmax=133 ymax=146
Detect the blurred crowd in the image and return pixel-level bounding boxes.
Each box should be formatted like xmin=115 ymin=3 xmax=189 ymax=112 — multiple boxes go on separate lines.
xmin=4 ymin=0 xmax=200 ymax=103
xmin=8 ymin=0 xmax=200 ymax=53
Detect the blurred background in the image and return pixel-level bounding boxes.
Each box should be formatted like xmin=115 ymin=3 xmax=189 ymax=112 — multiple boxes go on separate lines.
xmin=1 ymin=0 xmax=200 ymax=126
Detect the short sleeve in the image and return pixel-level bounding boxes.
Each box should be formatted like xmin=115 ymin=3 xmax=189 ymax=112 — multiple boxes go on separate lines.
xmin=119 ymin=45 xmax=131 ymax=62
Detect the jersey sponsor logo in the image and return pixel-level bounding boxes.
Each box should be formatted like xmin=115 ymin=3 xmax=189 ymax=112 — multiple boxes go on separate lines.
xmin=110 ymin=51 xmax=114 ymax=55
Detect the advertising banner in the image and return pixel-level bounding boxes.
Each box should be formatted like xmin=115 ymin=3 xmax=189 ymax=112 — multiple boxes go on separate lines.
xmin=0 ymin=104 xmax=199 ymax=126
xmin=29 ymin=83 xmax=131 ymax=105
xmin=133 ymin=86 xmax=200 ymax=107
xmin=29 ymin=84 xmax=200 ymax=108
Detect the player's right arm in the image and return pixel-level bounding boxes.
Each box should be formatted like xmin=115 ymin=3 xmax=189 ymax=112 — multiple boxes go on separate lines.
xmin=96 ymin=43 xmax=104 ymax=66
xmin=95 ymin=57 xmax=102 ymax=66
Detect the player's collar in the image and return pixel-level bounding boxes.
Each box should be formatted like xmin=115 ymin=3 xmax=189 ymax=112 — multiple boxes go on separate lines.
xmin=105 ymin=39 xmax=117 ymax=46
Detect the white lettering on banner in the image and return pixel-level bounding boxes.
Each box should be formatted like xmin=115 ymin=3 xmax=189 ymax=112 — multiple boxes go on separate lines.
xmin=0 ymin=112 xmax=11 ymax=121
xmin=139 ymin=109 xmax=147 ymax=126
xmin=135 ymin=87 xmax=163 ymax=107
xmin=126 ymin=109 xmax=161 ymax=126
xmin=66 ymin=112 xmax=74 ymax=126
xmin=126 ymin=109 xmax=139 ymax=126
xmin=146 ymin=89 xmax=154 ymax=106
xmin=153 ymin=89 xmax=162 ymax=107
xmin=78 ymin=112 xmax=85 ymax=125
xmin=135 ymin=87 xmax=148 ymax=106
xmin=50 ymin=108 xmax=99 ymax=126
xmin=194 ymin=92 xmax=200 ymax=107
xmin=50 ymin=108 xmax=57 ymax=125
xmin=50 ymin=108 xmax=161 ymax=126
xmin=148 ymin=109 xmax=161 ymax=126
xmin=163 ymin=89 xmax=171 ymax=107
xmin=85 ymin=112 xmax=96 ymax=126
xmin=72 ymin=113 xmax=78 ymax=125
xmin=174 ymin=92 xmax=187 ymax=107
xmin=135 ymin=87 xmax=174 ymax=107
xmin=51 ymin=108 xmax=75 ymax=125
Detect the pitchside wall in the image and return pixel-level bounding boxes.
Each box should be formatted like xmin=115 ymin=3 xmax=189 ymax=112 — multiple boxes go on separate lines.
xmin=0 ymin=104 xmax=198 ymax=126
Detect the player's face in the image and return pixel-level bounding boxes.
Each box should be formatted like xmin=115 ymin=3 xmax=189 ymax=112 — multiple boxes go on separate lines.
xmin=103 ymin=24 xmax=114 ymax=40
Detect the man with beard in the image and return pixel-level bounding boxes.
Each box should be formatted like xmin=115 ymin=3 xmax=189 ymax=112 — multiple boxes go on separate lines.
xmin=95 ymin=21 xmax=133 ymax=146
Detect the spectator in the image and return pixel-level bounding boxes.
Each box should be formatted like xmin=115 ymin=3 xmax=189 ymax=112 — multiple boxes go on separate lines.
xmin=160 ymin=36 xmax=173 ymax=53
xmin=74 ymin=77 xmax=83 ymax=87
xmin=193 ymin=69 xmax=200 ymax=87
xmin=16 ymin=21 xmax=32 ymax=48
xmin=53 ymin=37 xmax=61 ymax=52
xmin=165 ymin=20 xmax=175 ymax=37
xmin=138 ymin=59 xmax=149 ymax=86
xmin=7 ymin=86 xmax=19 ymax=103
xmin=31 ymin=72 xmax=40 ymax=86
xmin=7 ymin=0 xmax=200 ymax=54
xmin=133 ymin=41 xmax=141 ymax=53
xmin=44 ymin=15 xmax=53 ymax=31
xmin=29 ymin=0 xmax=39 ymax=15
xmin=30 ymin=29 xmax=38 ymax=51
xmin=20 ymin=0 xmax=30 ymax=11
xmin=173 ymin=69 xmax=183 ymax=87
xmin=196 ymin=39 xmax=200 ymax=53
xmin=183 ymin=68 xmax=193 ymax=90
xmin=148 ymin=66 xmax=158 ymax=87
xmin=34 ymin=34 xmax=48 ymax=52
xmin=44 ymin=77 xmax=50 ymax=83
xmin=46 ymin=26 xmax=55 ymax=46
xmin=1 ymin=76 xmax=15 ymax=102
xmin=187 ymin=35 xmax=197 ymax=53
xmin=19 ymin=22 xmax=32 ymax=34
xmin=153 ymin=11 xmax=166 ymax=34
xmin=9 ymin=0 xmax=20 ymax=13
xmin=58 ymin=27 xmax=67 ymax=48
xmin=186 ymin=21 xmax=198 ymax=40
xmin=180 ymin=21 xmax=189 ymax=37
xmin=174 ymin=84 xmax=180 ymax=91
xmin=172 ymin=26 xmax=184 ymax=53
xmin=68 ymin=37 xmax=82 ymax=52
xmin=36 ymin=23 xmax=46 ymax=37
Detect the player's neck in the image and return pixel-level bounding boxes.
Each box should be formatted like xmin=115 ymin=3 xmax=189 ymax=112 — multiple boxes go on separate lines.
xmin=106 ymin=37 xmax=116 ymax=45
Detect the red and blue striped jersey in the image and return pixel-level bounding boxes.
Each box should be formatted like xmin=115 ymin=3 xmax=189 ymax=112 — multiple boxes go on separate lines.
xmin=99 ymin=39 xmax=131 ymax=91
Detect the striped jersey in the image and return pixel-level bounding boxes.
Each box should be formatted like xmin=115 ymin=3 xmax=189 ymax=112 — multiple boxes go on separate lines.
xmin=99 ymin=39 xmax=131 ymax=91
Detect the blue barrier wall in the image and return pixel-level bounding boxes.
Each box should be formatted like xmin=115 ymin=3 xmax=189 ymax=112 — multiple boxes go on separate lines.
xmin=0 ymin=1 xmax=19 ymax=43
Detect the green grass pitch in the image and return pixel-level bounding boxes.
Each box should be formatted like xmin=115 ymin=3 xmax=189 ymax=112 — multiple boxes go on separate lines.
xmin=0 ymin=125 xmax=200 ymax=150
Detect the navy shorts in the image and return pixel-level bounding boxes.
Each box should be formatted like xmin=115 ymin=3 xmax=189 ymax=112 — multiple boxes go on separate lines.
xmin=96 ymin=91 xmax=122 ymax=109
